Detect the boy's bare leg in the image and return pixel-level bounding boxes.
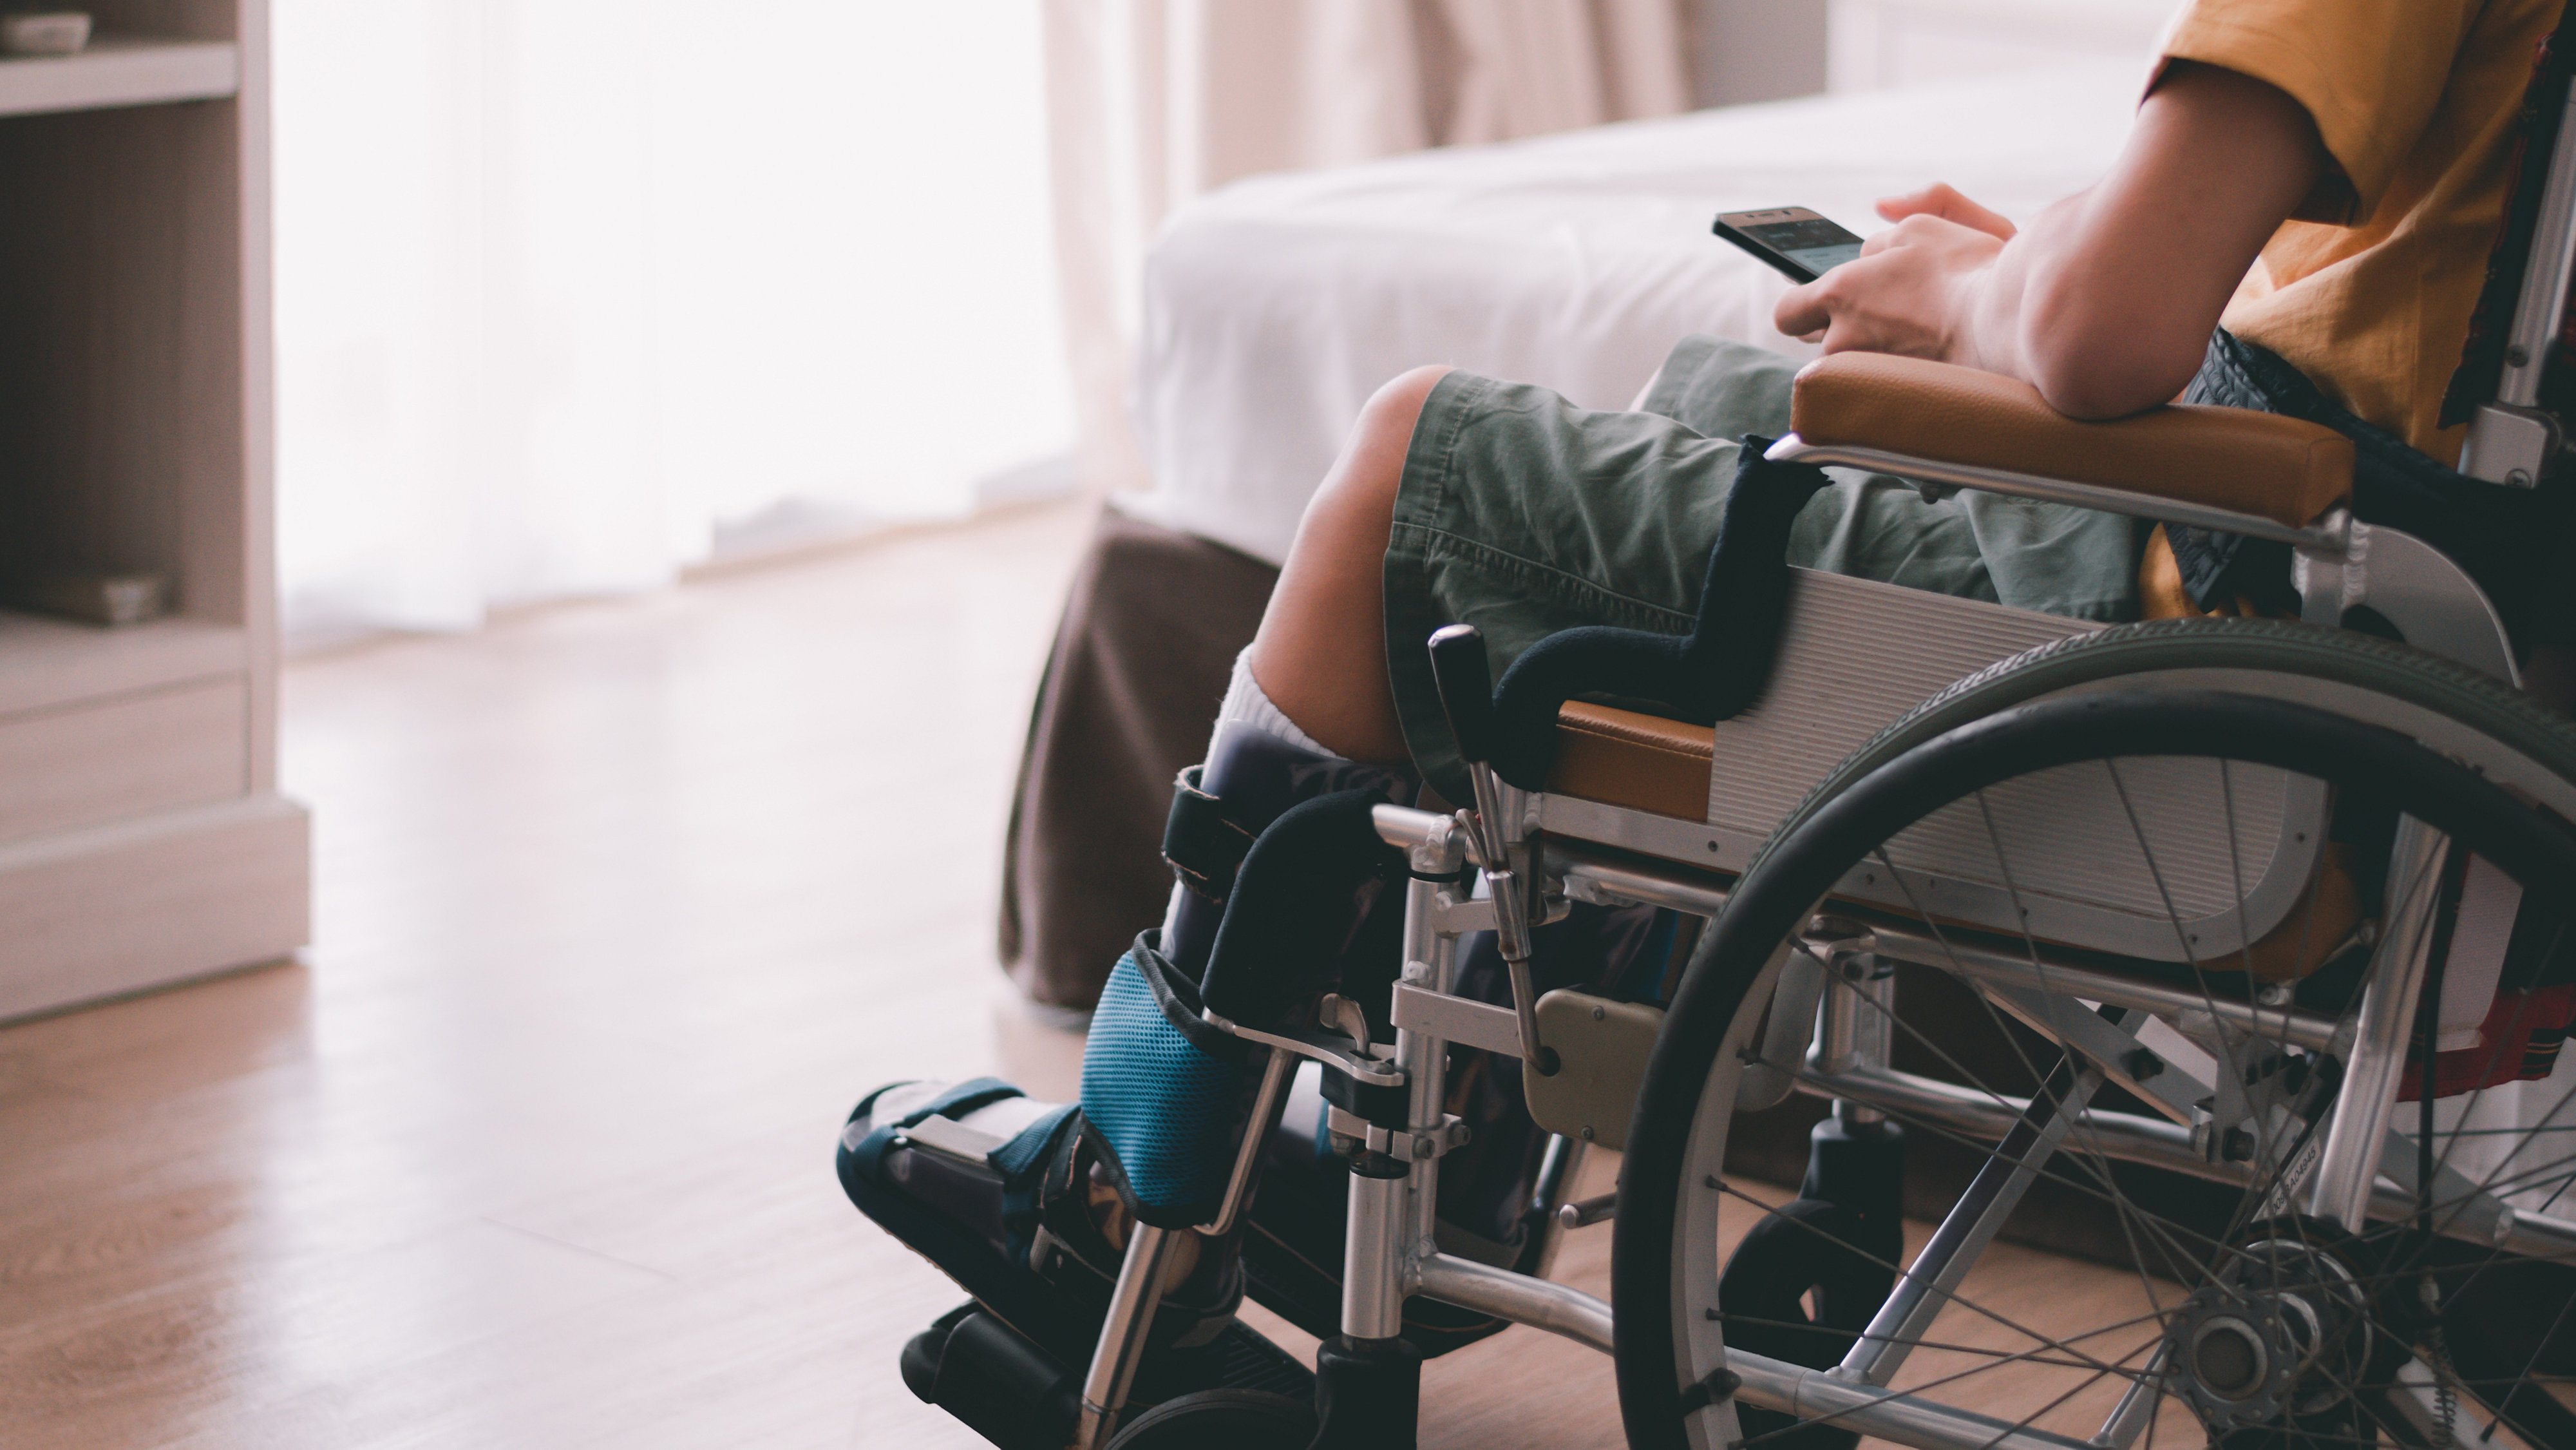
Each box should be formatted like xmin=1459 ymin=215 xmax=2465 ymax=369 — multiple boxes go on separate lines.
xmin=1244 ymin=365 xmax=1452 ymax=764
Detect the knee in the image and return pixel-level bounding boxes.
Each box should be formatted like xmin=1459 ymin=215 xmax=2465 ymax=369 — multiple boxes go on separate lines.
xmin=1367 ymin=363 xmax=1454 ymax=422
xmin=1307 ymin=365 xmax=1452 ymax=535
xmin=1357 ymin=365 xmax=1452 ymax=461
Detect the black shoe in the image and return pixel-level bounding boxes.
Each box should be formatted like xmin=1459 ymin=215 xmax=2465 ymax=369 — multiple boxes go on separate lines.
xmin=837 ymin=1076 xmax=1245 ymax=1367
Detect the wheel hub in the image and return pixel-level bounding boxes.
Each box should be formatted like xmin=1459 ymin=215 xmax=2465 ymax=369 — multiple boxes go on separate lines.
xmin=2168 ymin=1234 xmax=2369 ymax=1433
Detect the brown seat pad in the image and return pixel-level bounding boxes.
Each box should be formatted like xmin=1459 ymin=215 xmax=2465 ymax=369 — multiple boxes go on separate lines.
xmin=1547 ymin=700 xmax=1714 ymax=820
xmin=1790 ymin=352 xmax=2353 ymax=529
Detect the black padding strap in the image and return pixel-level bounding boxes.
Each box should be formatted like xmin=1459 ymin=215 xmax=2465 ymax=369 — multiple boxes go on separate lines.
xmin=1161 ymin=764 xmax=1262 ymax=904
xmin=1199 ymin=788 xmax=1405 ymax=1030
xmin=1482 ymin=439 xmax=1832 ymax=790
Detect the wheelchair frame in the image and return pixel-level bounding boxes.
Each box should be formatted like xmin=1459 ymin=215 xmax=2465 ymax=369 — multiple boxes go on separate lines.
xmin=1054 ymin=453 xmax=2576 ymax=1450
xmin=1052 ymin=41 xmax=2576 ymax=1450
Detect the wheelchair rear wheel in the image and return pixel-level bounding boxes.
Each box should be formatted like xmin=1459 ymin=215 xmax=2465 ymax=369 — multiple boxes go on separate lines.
xmin=1614 ymin=683 xmax=2576 ymax=1449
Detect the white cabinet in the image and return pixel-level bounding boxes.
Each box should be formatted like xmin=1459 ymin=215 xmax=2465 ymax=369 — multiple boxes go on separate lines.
xmin=0 ymin=0 xmax=307 ymax=1020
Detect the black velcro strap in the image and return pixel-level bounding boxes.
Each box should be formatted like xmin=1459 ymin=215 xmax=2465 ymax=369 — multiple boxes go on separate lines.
xmin=1199 ymin=788 xmax=1405 ymax=1030
xmin=1161 ymin=764 xmax=1262 ymax=904
xmin=1482 ymin=440 xmax=1832 ymax=790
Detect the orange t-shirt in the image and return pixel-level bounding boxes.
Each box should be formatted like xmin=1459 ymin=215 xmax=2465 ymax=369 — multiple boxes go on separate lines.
xmin=2163 ymin=0 xmax=2564 ymax=465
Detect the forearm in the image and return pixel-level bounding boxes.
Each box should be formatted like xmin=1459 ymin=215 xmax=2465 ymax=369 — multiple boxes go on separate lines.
xmin=1955 ymin=189 xmax=2211 ymax=417
xmin=1960 ymin=64 xmax=2325 ymax=419
xmin=1779 ymin=62 xmax=2324 ymax=420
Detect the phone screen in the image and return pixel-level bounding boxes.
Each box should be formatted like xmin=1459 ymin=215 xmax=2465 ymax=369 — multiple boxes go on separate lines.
xmin=1738 ymin=216 xmax=1864 ymax=276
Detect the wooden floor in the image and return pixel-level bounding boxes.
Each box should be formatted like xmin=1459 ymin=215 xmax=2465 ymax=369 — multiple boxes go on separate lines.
xmin=0 ymin=500 xmax=2149 ymax=1449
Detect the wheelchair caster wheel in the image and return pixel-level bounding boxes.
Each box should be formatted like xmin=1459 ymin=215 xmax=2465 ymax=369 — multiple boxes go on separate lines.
xmin=1714 ymin=1198 xmax=1891 ymax=1450
xmin=1106 ymin=1388 xmax=1317 ymax=1449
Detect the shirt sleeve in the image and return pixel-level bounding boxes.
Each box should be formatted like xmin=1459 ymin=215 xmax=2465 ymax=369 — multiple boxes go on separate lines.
xmin=2157 ymin=0 xmax=2479 ymax=224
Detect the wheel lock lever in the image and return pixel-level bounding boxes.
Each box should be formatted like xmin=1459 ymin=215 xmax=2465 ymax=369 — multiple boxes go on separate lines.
xmin=1428 ymin=624 xmax=1557 ymax=1075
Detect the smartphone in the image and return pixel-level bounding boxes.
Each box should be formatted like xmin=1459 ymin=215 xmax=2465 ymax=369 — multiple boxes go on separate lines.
xmin=1712 ymin=207 xmax=1866 ymax=283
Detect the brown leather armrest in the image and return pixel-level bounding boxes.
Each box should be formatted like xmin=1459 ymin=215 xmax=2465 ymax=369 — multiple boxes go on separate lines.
xmin=1788 ymin=353 xmax=2352 ymax=529
xmin=1548 ymin=701 xmax=1713 ymax=820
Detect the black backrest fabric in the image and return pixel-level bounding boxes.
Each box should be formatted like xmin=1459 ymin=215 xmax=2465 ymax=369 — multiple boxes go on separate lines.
xmin=2444 ymin=5 xmax=2576 ymax=426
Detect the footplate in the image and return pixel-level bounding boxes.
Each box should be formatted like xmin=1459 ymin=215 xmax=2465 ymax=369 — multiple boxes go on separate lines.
xmin=903 ymin=1302 xmax=1316 ymax=1450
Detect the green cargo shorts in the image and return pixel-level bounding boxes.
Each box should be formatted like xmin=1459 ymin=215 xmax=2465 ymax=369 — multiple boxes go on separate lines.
xmin=1381 ymin=335 xmax=2145 ymax=801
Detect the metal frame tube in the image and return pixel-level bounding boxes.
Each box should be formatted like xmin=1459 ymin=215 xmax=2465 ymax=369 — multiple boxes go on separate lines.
xmin=1343 ymin=1164 xmax=1411 ymax=1340
xmin=1412 ymin=1251 xmax=1615 ymax=1352
xmin=2310 ymin=819 xmax=2446 ymax=1230
xmin=1466 ymin=770 xmax=1549 ymax=1076
xmin=2094 ymin=1344 xmax=2168 ymax=1449
xmin=1856 ymin=921 xmax=2340 ymax=1053
xmin=1405 ymin=1254 xmax=2099 ymax=1450
xmin=1840 ymin=1065 xmax=2103 ymax=1385
xmin=1524 ymin=1134 xmax=1587 ymax=1274
xmin=1550 ymin=841 xmax=2346 ymax=1056
xmin=1727 ymin=1353 xmax=2099 ymax=1450
xmin=1200 ymin=1049 xmax=1294 ymax=1237
xmin=1403 ymin=819 xmax=1468 ymax=1250
xmin=1814 ymin=951 xmax=1893 ymax=1129
xmin=1343 ymin=812 xmax=1473 ymax=1345
xmin=1839 ymin=955 xmax=1895 ymax=1125
xmin=1073 ymin=1223 xmax=1182 ymax=1449
xmin=1548 ymin=839 xmax=1733 ymax=916
xmin=2500 ymin=81 xmax=2576 ymax=409
xmin=1792 ymin=1060 xmax=2576 ymax=1254
xmin=1768 ymin=437 xmax=2344 ymax=549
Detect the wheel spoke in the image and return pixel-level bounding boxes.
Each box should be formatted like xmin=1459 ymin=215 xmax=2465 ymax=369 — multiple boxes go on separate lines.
xmin=1640 ymin=683 xmax=2576 ymax=1450
xmin=1704 ymin=1176 xmax=2159 ymax=1382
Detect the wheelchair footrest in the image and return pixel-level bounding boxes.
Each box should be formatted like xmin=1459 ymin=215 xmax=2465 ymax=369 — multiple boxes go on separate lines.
xmin=902 ymin=1301 xmax=1315 ymax=1450
xmin=1203 ymin=1315 xmax=1318 ymax=1400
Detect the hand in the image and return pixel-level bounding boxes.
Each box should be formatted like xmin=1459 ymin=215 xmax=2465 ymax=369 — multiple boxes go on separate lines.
xmin=1774 ymin=185 xmax=2012 ymax=365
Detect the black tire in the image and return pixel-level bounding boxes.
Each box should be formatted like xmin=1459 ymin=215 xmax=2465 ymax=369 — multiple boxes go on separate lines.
xmin=1792 ymin=617 xmax=2576 ymax=825
xmin=1106 ymin=1388 xmax=1319 ymax=1449
xmin=1614 ymin=689 xmax=2576 ymax=1450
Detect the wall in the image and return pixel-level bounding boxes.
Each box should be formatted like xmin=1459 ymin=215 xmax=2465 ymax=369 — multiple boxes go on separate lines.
xmin=1688 ymin=0 xmax=2175 ymax=106
xmin=1827 ymin=0 xmax=2175 ymax=92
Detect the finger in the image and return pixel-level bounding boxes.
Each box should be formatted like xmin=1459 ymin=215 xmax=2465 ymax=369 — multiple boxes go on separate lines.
xmin=1817 ymin=313 xmax=1873 ymax=356
xmin=1921 ymin=182 xmax=2016 ymax=240
xmin=1877 ymin=182 xmax=2015 ymax=240
xmin=1874 ymin=185 xmax=1944 ymax=222
xmin=1774 ymin=277 xmax=1833 ymax=339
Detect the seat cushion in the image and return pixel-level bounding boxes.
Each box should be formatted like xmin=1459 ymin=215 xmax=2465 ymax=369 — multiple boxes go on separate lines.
xmin=1546 ymin=701 xmax=1714 ymax=820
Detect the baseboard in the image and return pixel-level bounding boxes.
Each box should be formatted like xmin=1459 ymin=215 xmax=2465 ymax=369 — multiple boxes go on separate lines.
xmin=0 ymin=792 xmax=311 ymax=1022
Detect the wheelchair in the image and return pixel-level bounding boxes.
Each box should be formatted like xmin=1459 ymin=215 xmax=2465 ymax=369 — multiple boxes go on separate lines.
xmin=839 ymin=91 xmax=2576 ymax=1450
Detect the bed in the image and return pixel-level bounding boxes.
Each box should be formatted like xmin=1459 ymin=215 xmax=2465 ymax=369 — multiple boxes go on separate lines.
xmin=1001 ymin=60 xmax=2144 ymax=1008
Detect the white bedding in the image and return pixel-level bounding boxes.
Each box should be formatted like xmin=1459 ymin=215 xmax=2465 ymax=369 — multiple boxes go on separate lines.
xmin=1121 ymin=59 xmax=2147 ymax=566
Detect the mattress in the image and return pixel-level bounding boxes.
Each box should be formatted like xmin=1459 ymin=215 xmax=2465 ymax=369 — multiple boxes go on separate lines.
xmin=1121 ymin=59 xmax=2145 ymax=566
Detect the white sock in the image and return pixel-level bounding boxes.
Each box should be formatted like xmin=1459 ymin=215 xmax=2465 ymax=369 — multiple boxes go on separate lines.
xmin=1162 ymin=650 xmax=1330 ymax=939
xmin=1205 ymin=649 xmax=1326 ymax=759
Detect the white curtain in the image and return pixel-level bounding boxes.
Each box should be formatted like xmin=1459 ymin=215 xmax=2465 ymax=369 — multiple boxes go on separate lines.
xmin=274 ymin=2 xmax=1075 ymax=637
xmin=1043 ymin=0 xmax=1692 ymax=493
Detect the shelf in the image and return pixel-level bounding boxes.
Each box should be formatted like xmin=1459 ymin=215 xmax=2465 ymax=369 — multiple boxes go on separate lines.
xmin=0 ymin=35 xmax=238 ymax=120
xmin=0 ymin=611 xmax=245 ymax=717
